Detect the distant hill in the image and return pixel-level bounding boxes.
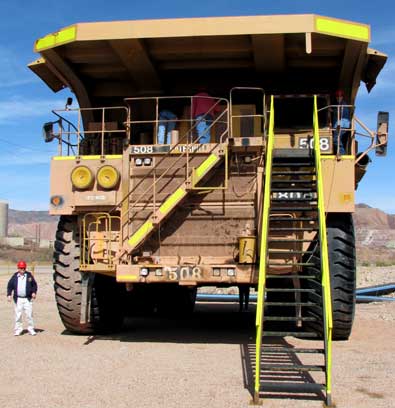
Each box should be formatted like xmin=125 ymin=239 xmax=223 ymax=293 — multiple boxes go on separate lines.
xmin=6 ymin=205 xmax=395 ymax=264
xmin=8 ymin=209 xmax=57 ymax=225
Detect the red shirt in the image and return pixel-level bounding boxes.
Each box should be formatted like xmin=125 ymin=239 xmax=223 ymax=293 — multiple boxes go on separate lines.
xmin=191 ymin=92 xmax=221 ymax=117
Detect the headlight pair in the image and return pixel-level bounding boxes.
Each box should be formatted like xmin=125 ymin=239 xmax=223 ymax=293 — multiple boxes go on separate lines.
xmin=71 ymin=165 xmax=119 ymax=190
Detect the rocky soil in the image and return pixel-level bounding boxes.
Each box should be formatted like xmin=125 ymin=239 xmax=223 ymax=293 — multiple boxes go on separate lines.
xmin=0 ymin=266 xmax=394 ymax=408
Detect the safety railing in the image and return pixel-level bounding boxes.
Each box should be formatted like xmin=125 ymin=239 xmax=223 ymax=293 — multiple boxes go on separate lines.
xmin=46 ymin=106 xmax=129 ymax=156
xmin=313 ymin=95 xmax=333 ymax=405
xmin=229 ymin=87 xmax=266 ymax=138
xmin=317 ymin=104 xmax=386 ymax=163
xmin=253 ymin=95 xmax=275 ymax=403
xmin=80 ymin=213 xmax=121 ymax=270
xmin=116 ymin=96 xmax=230 ymax=250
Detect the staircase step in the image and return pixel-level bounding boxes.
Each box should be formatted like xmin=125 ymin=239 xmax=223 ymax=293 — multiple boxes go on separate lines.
xmin=267 ymin=263 xmax=315 ymax=267
xmin=273 ymin=149 xmax=314 ymax=158
xmin=266 ymin=274 xmax=320 ymax=279
xmin=268 ymin=217 xmax=317 ymax=222
xmin=268 ymin=250 xmax=315 ymax=255
xmin=269 ymin=227 xmax=318 ymax=231
xmin=263 ymin=348 xmax=325 ymax=354
xmin=270 ymin=186 xmax=317 ymax=193
xmin=264 ymin=302 xmax=320 ymax=307
xmin=259 ymin=382 xmax=325 ymax=394
xmin=272 ymin=160 xmax=315 ymax=165
xmin=272 ymin=170 xmax=316 ymax=175
xmin=270 ymin=207 xmax=317 ymax=211
xmin=263 ymin=316 xmax=318 ymax=322
xmin=268 ymin=239 xmax=318 ymax=243
xmin=265 ymin=288 xmax=315 ymax=293
xmin=263 ymin=331 xmax=319 ymax=338
xmin=262 ymin=364 xmax=325 ymax=372
xmin=271 ymin=179 xmax=316 ymax=184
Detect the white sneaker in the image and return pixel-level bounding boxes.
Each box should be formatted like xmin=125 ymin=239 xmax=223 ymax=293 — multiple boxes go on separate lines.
xmin=28 ymin=329 xmax=37 ymax=336
xmin=14 ymin=330 xmax=22 ymax=336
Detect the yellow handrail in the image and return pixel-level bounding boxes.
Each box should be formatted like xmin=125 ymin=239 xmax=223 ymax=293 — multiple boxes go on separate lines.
xmin=313 ymin=95 xmax=333 ymax=401
xmin=253 ymin=95 xmax=275 ymax=403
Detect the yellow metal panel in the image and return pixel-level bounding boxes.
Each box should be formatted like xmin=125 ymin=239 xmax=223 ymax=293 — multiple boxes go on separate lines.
xmin=53 ymin=156 xmax=75 ymax=161
xmin=159 ymin=187 xmax=187 ymax=215
xmin=35 ymin=26 xmax=77 ymax=51
xmin=316 ymin=16 xmax=369 ymax=41
xmin=116 ymin=274 xmax=138 ymax=282
xmin=128 ymin=221 xmax=154 ymax=248
xmin=194 ymin=153 xmax=219 ymax=181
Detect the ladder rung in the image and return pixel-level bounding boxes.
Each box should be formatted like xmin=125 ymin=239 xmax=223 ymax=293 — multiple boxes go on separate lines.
xmin=259 ymin=382 xmax=325 ymax=393
xmin=263 ymin=348 xmax=325 ymax=354
xmin=269 ymin=227 xmax=318 ymax=231
xmin=272 ymin=163 xmax=314 ymax=167
xmin=266 ymin=274 xmax=319 ymax=279
xmin=265 ymin=288 xmax=315 ymax=293
xmin=270 ymin=187 xmax=317 ymax=193
xmin=263 ymin=316 xmax=318 ymax=322
xmin=271 ymin=179 xmax=316 ymax=184
xmin=262 ymin=364 xmax=325 ymax=372
xmin=267 ymin=262 xmax=316 ymax=267
xmin=263 ymin=331 xmax=319 ymax=337
xmin=268 ymin=250 xmax=315 ymax=255
xmin=268 ymin=217 xmax=317 ymax=222
xmin=270 ymin=207 xmax=317 ymax=211
xmin=272 ymin=171 xmax=316 ymax=175
xmin=264 ymin=302 xmax=320 ymax=307
xmin=268 ymin=239 xmax=318 ymax=243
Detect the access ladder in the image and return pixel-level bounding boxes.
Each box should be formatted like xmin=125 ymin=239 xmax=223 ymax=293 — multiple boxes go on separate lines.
xmin=253 ymin=96 xmax=333 ymax=406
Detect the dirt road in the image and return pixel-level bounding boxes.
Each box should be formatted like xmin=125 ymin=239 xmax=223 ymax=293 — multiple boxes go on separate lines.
xmin=1 ymin=269 xmax=394 ymax=408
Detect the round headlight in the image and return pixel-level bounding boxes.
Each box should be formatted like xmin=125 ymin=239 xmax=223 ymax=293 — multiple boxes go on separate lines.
xmin=97 ymin=165 xmax=119 ymax=189
xmin=71 ymin=166 xmax=93 ymax=189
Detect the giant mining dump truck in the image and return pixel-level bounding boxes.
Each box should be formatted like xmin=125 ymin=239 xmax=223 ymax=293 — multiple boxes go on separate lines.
xmin=30 ymin=15 xmax=388 ymax=404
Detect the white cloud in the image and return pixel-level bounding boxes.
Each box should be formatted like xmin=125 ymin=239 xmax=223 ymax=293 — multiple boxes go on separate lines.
xmin=0 ymin=97 xmax=65 ymax=123
xmin=0 ymin=46 xmax=36 ymax=88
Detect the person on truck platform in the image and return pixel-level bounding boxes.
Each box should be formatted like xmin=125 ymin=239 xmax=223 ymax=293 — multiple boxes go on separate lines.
xmin=191 ymin=90 xmax=221 ymax=143
xmin=332 ymin=89 xmax=351 ymax=155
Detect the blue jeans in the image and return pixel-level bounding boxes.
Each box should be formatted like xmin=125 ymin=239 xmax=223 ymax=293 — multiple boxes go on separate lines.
xmin=157 ymin=110 xmax=177 ymax=144
xmin=333 ymin=118 xmax=350 ymax=155
xmin=195 ymin=114 xmax=213 ymax=143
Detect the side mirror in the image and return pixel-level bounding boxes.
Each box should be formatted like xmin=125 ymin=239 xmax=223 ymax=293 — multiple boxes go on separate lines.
xmin=376 ymin=111 xmax=389 ymax=156
xmin=43 ymin=122 xmax=55 ymax=143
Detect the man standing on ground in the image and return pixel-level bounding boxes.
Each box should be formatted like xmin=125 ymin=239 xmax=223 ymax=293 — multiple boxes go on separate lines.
xmin=7 ymin=261 xmax=38 ymax=336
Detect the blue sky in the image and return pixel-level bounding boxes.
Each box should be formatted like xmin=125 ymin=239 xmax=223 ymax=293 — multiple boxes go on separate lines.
xmin=0 ymin=0 xmax=394 ymax=212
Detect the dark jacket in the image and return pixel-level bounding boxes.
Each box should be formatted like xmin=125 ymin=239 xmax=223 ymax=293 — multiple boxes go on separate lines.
xmin=7 ymin=271 xmax=38 ymax=303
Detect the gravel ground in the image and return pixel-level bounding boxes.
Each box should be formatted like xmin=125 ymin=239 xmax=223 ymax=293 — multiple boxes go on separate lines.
xmin=0 ymin=267 xmax=394 ymax=408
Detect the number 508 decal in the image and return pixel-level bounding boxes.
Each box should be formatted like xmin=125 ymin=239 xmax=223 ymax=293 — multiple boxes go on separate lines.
xmin=299 ymin=137 xmax=330 ymax=152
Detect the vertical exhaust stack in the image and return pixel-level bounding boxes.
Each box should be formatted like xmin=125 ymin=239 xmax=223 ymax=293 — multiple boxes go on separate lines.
xmin=0 ymin=200 xmax=9 ymax=238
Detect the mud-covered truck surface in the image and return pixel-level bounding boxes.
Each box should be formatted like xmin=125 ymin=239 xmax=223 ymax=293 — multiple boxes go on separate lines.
xmin=30 ymin=14 xmax=388 ymax=404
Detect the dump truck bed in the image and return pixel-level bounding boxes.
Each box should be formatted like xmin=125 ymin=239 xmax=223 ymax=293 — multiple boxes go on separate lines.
xmin=29 ymin=14 xmax=386 ymax=108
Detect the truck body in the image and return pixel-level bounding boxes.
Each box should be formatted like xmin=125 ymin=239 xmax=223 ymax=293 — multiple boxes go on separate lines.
xmin=30 ymin=14 xmax=388 ymax=337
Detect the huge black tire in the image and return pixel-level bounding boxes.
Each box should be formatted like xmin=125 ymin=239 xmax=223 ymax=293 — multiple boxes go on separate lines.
xmin=303 ymin=213 xmax=356 ymax=340
xmin=53 ymin=215 xmax=124 ymax=334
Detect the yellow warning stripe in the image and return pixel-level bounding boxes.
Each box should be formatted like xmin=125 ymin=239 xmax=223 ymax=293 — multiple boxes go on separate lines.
xmin=321 ymin=155 xmax=354 ymax=160
xmin=128 ymin=221 xmax=154 ymax=248
xmin=116 ymin=275 xmax=138 ymax=282
xmin=194 ymin=153 xmax=219 ymax=182
xmin=35 ymin=26 xmax=77 ymax=51
xmin=159 ymin=187 xmax=187 ymax=215
xmin=316 ymin=17 xmax=369 ymax=41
